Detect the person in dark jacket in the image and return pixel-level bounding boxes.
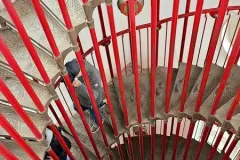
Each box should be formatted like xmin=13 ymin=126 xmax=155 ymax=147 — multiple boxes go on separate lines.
xmin=65 ymin=59 xmax=104 ymax=133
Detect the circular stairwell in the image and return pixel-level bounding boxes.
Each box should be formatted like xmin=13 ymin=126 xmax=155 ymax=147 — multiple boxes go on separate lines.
xmin=0 ymin=0 xmax=240 ymax=160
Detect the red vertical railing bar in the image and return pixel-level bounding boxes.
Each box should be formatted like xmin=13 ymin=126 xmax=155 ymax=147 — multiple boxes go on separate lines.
xmin=0 ymin=113 xmax=40 ymax=160
xmin=77 ymin=37 xmax=84 ymax=55
xmin=195 ymin=0 xmax=229 ymax=113
xmin=97 ymin=5 xmax=114 ymax=79
xmin=2 ymin=0 xmax=50 ymax=84
xmin=226 ymin=89 xmax=240 ymax=120
xmin=121 ymin=35 xmax=128 ymax=74
xmin=234 ymin=50 xmax=240 ymax=64
xmin=47 ymin=149 xmax=60 ymax=160
xmin=0 ymin=143 xmax=18 ymax=160
xmin=117 ymin=143 xmax=124 ymax=160
xmin=105 ymin=1 xmax=129 ymax=126
xmin=164 ymin=23 xmax=168 ymax=66
xmin=49 ymin=124 xmax=75 ymax=160
xmin=165 ymin=0 xmax=180 ymax=113
xmin=127 ymin=133 xmax=135 ymax=160
xmin=183 ymin=121 xmax=195 ymax=160
xmin=138 ymin=30 xmax=143 ymax=73
xmin=150 ymin=0 xmax=157 ymax=158
xmin=0 ymin=79 xmax=42 ymax=140
xmin=128 ymin=0 xmax=143 ymax=159
xmin=179 ymin=0 xmax=204 ymax=112
xmin=222 ymin=138 xmax=238 ymax=160
xmin=147 ymin=28 xmax=150 ymax=71
xmin=127 ymin=12 xmax=134 ymax=72
xmin=49 ymin=104 xmax=63 ymax=127
xmin=0 ymin=38 xmax=44 ymax=112
xmin=155 ymin=0 xmax=160 ymax=66
xmin=194 ymin=124 xmax=211 ymax=160
xmin=161 ymin=121 xmax=168 ymax=160
xmin=171 ymin=119 xmax=181 ymax=160
xmin=207 ymin=130 xmax=224 ymax=160
xmin=179 ymin=0 xmax=191 ymax=62
xmin=210 ymin=28 xmax=240 ymax=115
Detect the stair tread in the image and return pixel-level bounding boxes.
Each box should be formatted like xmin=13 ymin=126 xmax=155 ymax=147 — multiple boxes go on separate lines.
xmin=0 ymin=27 xmax=60 ymax=81
xmin=231 ymin=113 xmax=240 ymax=131
xmin=41 ymin=0 xmax=86 ymax=28
xmin=0 ymin=0 xmax=71 ymax=53
xmin=0 ymin=139 xmax=48 ymax=160
xmin=198 ymin=65 xmax=240 ymax=119
xmin=184 ymin=64 xmax=224 ymax=117
xmin=168 ymin=63 xmax=202 ymax=117
xmin=0 ymin=67 xmax=52 ymax=111
xmin=0 ymin=103 xmax=51 ymax=139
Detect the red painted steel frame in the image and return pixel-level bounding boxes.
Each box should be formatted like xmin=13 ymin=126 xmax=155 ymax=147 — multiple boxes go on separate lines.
xmin=195 ymin=0 xmax=229 ymax=112
xmin=207 ymin=130 xmax=224 ymax=160
xmin=183 ymin=121 xmax=195 ymax=160
xmin=0 ymin=36 xmax=45 ymax=112
xmin=106 ymin=3 xmax=129 ymax=127
xmin=117 ymin=143 xmax=124 ymax=160
xmin=194 ymin=124 xmax=211 ymax=160
xmin=150 ymin=0 xmax=157 ymax=157
xmin=155 ymin=0 xmax=160 ymax=66
xmin=128 ymin=0 xmax=144 ymax=159
xmin=171 ymin=120 xmax=181 ymax=160
xmin=179 ymin=0 xmax=204 ymax=112
xmin=210 ymin=28 xmax=240 ymax=115
xmin=0 ymin=79 xmax=42 ymax=140
xmin=49 ymin=104 xmax=63 ymax=126
xmin=0 ymin=113 xmax=40 ymax=160
xmin=179 ymin=0 xmax=191 ymax=62
xmin=47 ymin=149 xmax=60 ymax=160
xmin=0 ymin=143 xmax=18 ymax=160
xmin=2 ymin=0 xmax=50 ymax=84
xmin=161 ymin=121 xmax=168 ymax=160
xmin=127 ymin=133 xmax=135 ymax=160
xmin=226 ymin=89 xmax=240 ymax=120
xmin=223 ymin=137 xmax=238 ymax=160
xmin=165 ymin=0 xmax=180 ymax=113
xmin=49 ymin=124 xmax=75 ymax=160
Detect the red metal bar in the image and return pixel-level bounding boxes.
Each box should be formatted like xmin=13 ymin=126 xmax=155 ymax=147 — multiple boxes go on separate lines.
xmin=49 ymin=104 xmax=63 ymax=126
xmin=97 ymin=5 xmax=114 ymax=79
xmin=138 ymin=30 xmax=143 ymax=73
xmin=0 ymin=143 xmax=18 ymax=160
xmin=127 ymin=133 xmax=135 ymax=160
xmin=155 ymin=0 xmax=160 ymax=66
xmin=183 ymin=121 xmax=195 ymax=160
xmin=49 ymin=124 xmax=75 ymax=160
xmin=2 ymin=0 xmax=50 ymax=84
xmin=147 ymin=28 xmax=150 ymax=71
xmin=106 ymin=3 xmax=129 ymax=126
xmin=139 ymin=127 xmax=144 ymax=160
xmin=164 ymin=23 xmax=168 ymax=66
xmin=150 ymin=125 xmax=155 ymax=160
xmin=150 ymin=0 xmax=158 ymax=118
xmin=171 ymin=119 xmax=181 ymax=160
xmin=235 ymin=50 xmax=240 ymax=64
xmin=222 ymin=132 xmax=233 ymax=152
xmin=0 ymin=79 xmax=42 ymax=139
xmin=77 ymin=37 xmax=84 ymax=55
xmin=194 ymin=124 xmax=211 ymax=160
xmin=0 ymin=36 xmax=45 ymax=112
xmin=179 ymin=0 xmax=204 ymax=112
xmin=195 ymin=0 xmax=229 ymax=112
xmin=165 ymin=0 xmax=180 ymax=113
xmin=210 ymin=28 xmax=240 ymax=115
xmin=0 ymin=113 xmax=40 ymax=160
xmin=117 ymin=143 xmax=124 ymax=160
xmin=47 ymin=149 xmax=60 ymax=160
xmin=128 ymin=0 xmax=143 ymax=159
xmin=207 ymin=130 xmax=224 ymax=160
xmin=161 ymin=121 xmax=168 ymax=160
xmin=226 ymin=89 xmax=240 ymax=120
xmin=55 ymin=98 xmax=89 ymax=160
xmin=179 ymin=0 xmax=191 ymax=62
xmin=222 ymin=137 xmax=238 ymax=160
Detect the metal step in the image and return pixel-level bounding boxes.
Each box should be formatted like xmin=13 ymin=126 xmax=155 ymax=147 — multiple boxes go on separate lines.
xmin=0 ymin=139 xmax=48 ymax=160
xmin=0 ymin=103 xmax=51 ymax=139
xmin=0 ymin=0 xmax=72 ymax=54
xmin=0 ymin=27 xmax=60 ymax=82
xmin=155 ymin=67 xmax=178 ymax=119
xmin=168 ymin=63 xmax=202 ymax=117
xmin=0 ymin=66 xmax=52 ymax=111
xmin=198 ymin=65 xmax=240 ymax=120
xmin=184 ymin=64 xmax=224 ymax=118
xmin=40 ymin=0 xmax=86 ymax=31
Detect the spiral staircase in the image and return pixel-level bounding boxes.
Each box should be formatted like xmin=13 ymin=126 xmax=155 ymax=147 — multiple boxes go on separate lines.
xmin=0 ymin=0 xmax=240 ymax=160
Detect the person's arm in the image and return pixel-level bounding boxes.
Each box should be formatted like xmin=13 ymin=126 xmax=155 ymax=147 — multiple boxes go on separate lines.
xmin=74 ymin=80 xmax=98 ymax=100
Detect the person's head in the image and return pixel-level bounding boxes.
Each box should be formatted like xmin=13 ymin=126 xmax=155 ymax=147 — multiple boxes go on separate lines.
xmin=65 ymin=59 xmax=82 ymax=82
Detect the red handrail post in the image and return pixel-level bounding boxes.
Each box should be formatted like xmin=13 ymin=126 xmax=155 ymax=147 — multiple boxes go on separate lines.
xmin=47 ymin=149 xmax=60 ymax=160
xmin=161 ymin=121 xmax=168 ymax=160
xmin=49 ymin=104 xmax=63 ymax=126
xmin=226 ymin=89 xmax=240 ymax=120
xmin=171 ymin=119 xmax=181 ymax=160
xmin=183 ymin=120 xmax=195 ymax=160
xmin=207 ymin=130 xmax=224 ymax=160
xmin=0 ymin=113 xmax=40 ymax=160
xmin=0 ymin=143 xmax=18 ymax=160
xmin=222 ymin=137 xmax=238 ymax=160
xmin=127 ymin=133 xmax=135 ymax=160
xmin=150 ymin=125 xmax=156 ymax=160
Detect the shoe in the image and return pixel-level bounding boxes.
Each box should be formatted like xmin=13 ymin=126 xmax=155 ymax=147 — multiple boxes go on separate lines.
xmin=91 ymin=123 xmax=99 ymax=133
